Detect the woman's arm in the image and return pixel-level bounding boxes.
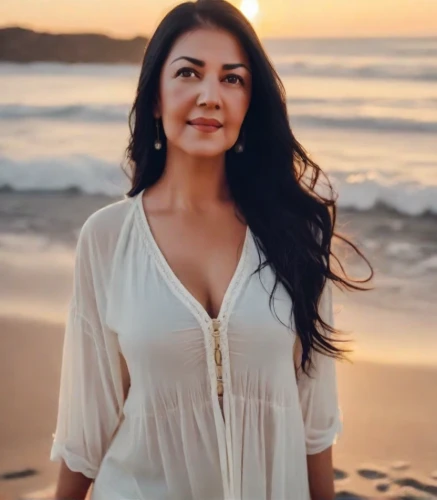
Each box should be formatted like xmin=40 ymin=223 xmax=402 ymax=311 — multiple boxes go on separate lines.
xmin=50 ymin=217 xmax=126 ymax=495
xmin=296 ymin=281 xmax=343 ymax=498
xmin=54 ymin=460 xmax=93 ymax=500
xmin=307 ymin=446 xmax=335 ymax=500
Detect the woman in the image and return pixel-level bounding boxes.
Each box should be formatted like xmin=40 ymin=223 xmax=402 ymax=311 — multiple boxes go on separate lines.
xmin=50 ymin=1 xmax=373 ymax=499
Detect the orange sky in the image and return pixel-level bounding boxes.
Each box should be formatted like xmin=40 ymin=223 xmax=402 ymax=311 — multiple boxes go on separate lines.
xmin=0 ymin=0 xmax=436 ymax=38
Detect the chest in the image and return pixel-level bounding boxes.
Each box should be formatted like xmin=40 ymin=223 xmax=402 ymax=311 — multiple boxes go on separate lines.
xmin=115 ymin=255 xmax=296 ymax=381
xmin=113 ymin=215 xmax=296 ymax=352
xmin=108 ymin=212 xmax=298 ymax=396
xmin=145 ymin=213 xmax=248 ymax=320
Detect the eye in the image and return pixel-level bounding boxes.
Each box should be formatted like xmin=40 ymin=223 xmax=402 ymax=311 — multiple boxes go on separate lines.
xmin=224 ymin=74 xmax=245 ymax=86
xmin=175 ymin=68 xmax=245 ymax=86
xmin=175 ymin=67 xmax=198 ymax=78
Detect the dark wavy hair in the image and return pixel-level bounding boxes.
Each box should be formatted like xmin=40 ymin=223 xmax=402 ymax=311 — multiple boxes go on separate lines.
xmin=122 ymin=0 xmax=374 ymax=377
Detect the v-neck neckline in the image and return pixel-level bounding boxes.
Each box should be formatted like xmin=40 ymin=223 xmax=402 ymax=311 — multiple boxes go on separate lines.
xmin=135 ymin=189 xmax=251 ymax=327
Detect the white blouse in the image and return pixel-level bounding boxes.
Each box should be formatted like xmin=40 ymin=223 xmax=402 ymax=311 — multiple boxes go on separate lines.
xmin=50 ymin=189 xmax=343 ymax=500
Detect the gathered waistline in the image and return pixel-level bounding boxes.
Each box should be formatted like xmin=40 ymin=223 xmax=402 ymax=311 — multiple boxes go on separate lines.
xmin=123 ymin=393 xmax=297 ymax=420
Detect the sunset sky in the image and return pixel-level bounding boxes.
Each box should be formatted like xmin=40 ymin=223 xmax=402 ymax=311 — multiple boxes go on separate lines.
xmin=0 ymin=0 xmax=436 ymax=39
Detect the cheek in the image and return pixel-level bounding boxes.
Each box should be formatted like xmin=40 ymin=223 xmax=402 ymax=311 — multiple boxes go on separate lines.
xmin=161 ymin=91 xmax=191 ymax=138
xmin=162 ymin=84 xmax=192 ymax=117
xmin=227 ymin=93 xmax=250 ymax=129
xmin=231 ymin=87 xmax=250 ymax=113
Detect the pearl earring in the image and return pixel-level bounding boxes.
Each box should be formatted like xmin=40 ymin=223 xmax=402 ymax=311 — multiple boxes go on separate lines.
xmin=154 ymin=118 xmax=162 ymax=150
xmin=234 ymin=128 xmax=245 ymax=153
xmin=235 ymin=143 xmax=244 ymax=153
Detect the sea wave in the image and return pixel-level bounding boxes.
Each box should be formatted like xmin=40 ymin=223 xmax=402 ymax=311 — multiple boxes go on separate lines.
xmin=1 ymin=102 xmax=435 ymax=134
xmin=287 ymin=97 xmax=437 ymax=109
xmin=0 ymin=103 xmax=128 ymax=122
xmin=0 ymin=155 xmax=129 ymax=197
xmin=329 ymin=171 xmax=437 ymax=216
xmin=1 ymin=156 xmax=436 ymax=217
xmin=0 ymin=61 xmax=139 ymax=76
xmin=291 ymin=113 xmax=437 ymax=133
xmin=276 ymin=60 xmax=437 ymax=82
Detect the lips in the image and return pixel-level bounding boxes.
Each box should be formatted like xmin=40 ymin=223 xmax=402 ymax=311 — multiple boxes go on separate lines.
xmin=188 ymin=118 xmax=223 ymax=128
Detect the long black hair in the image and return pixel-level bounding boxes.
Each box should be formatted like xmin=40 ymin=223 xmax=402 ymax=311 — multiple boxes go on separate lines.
xmin=123 ymin=0 xmax=374 ymax=377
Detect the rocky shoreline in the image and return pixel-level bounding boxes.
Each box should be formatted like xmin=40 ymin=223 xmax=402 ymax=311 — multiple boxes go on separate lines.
xmin=0 ymin=27 xmax=148 ymax=64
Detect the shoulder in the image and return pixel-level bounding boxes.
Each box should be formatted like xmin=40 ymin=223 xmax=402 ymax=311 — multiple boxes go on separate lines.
xmin=80 ymin=196 xmax=135 ymax=243
xmin=76 ymin=195 xmax=138 ymax=264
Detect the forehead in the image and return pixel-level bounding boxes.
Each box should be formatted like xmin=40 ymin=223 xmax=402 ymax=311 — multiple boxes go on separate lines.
xmin=165 ymin=28 xmax=250 ymax=67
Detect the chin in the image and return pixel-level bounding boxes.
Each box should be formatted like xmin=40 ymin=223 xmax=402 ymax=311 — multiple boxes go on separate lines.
xmin=182 ymin=145 xmax=227 ymax=158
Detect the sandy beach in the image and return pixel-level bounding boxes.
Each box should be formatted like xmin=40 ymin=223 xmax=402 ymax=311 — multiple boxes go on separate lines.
xmin=0 ymin=191 xmax=436 ymax=500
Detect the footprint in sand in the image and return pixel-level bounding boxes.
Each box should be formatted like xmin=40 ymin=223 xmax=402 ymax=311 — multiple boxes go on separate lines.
xmin=356 ymin=467 xmax=388 ymax=480
xmin=374 ymin=481 xmax=391 ymax=492
xmin=0 ymin=468 xmax=38 ymax=480
xmin=393 ymin=477 xmax=437 ymax=497
xmin=334 ymin=468 xmax=349 ymax=481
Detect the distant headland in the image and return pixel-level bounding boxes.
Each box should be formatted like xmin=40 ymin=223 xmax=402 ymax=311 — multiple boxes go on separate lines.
xmin=0 ymin=27 xmax=149 ymax=64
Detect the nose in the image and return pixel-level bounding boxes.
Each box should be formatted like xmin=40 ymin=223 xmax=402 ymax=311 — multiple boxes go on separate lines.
xmin=197 ymin=77 xmax=221 ymax=109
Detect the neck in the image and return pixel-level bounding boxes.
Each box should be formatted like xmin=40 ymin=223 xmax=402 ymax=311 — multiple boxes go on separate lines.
xmin=155 ymin=148 xmax=231 ymax=212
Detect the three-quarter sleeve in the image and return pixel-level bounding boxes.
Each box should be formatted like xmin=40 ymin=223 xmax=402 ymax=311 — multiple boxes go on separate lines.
xmin=296 ymin=280 xmax=343 ymax=455
xmin=50 ymin=218 xmax=125 ymax=479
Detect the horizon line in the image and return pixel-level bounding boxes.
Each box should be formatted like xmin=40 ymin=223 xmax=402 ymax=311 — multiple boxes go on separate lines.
xmin=1 ymin=24 xmax=437 ymax=41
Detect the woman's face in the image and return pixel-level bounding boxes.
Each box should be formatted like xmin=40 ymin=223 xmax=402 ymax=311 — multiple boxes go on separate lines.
xmin=154 ymin=28 xmax=252 ymax=158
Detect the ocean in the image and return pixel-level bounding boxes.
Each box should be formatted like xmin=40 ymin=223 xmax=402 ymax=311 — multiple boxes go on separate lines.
xmin=0 ymin=36 xmax=436 ymax=346
xmin=1 ymin=36 xmax=436 ymax=214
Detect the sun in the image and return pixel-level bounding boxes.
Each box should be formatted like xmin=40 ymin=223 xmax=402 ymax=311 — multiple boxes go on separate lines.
xmin=240 ymin=0 xmax=260 ymax=22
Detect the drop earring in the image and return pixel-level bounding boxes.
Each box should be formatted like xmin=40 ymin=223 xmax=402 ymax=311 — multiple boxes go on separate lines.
xmin=154 ymin=118 xmax=162 ymax=150
xmin=235 ymin=142 xmax=244 ymax=154
xmin=234 ymin=130 xmax=245 ymax=153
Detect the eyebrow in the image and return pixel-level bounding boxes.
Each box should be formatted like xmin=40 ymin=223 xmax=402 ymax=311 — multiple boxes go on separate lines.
xmin=171 ymin=56 xmax=251 ymax=73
